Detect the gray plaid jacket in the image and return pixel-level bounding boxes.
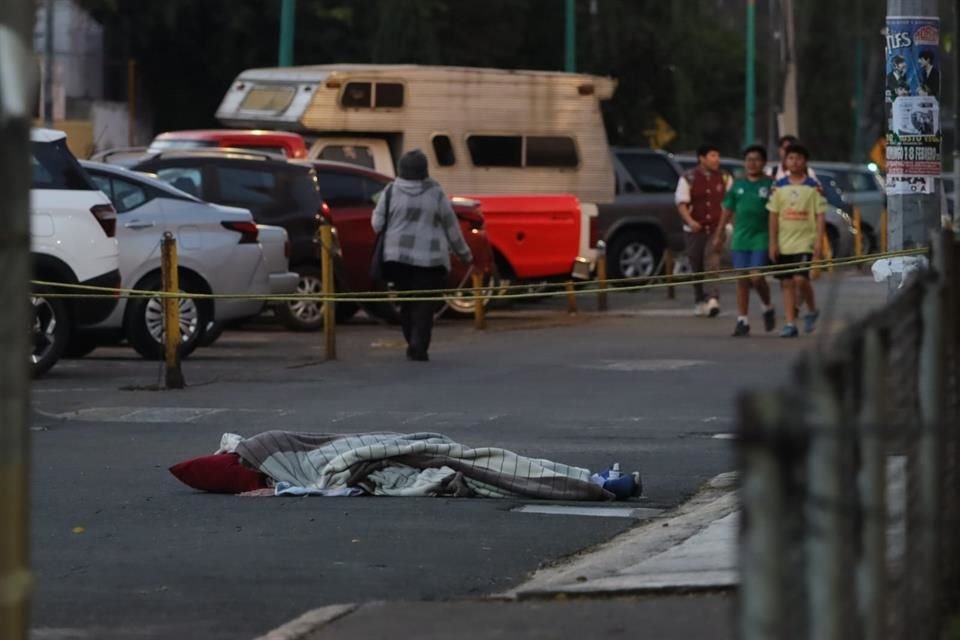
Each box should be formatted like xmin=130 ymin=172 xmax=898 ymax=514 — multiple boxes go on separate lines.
xmin=371 ymin=178 xmax=473 ymax=270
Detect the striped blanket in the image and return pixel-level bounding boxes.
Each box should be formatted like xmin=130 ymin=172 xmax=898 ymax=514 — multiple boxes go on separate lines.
xmin=231 ymin=430 xmax=611 ymax=500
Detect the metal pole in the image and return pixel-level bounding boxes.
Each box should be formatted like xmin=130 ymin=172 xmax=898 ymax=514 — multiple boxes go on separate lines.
xmin=564 ymin=0 xmax=576 ymax=72
xmin=852 ymin=0 xmax=865 ymax=163
xmin=278 ymin=0 xmax=295 ymax=67
xmin=161 ymin=233 xmax=185 ymax=389
xmin=780 ymin=0 xmax=799 ymax=137
xmin=885 ymin=1 xmax=941 ymax=292
xmin=44 ymin=0 xmax=54 ymax=126
xmin=595 ymin=240 xmax=608 ymax=311
xmin=320 ymin=224 xmax=336 ymax=360
xmin=0 ymin=3 xmax=38 ymax=637
xmin=745 ymin=0 xmax=756 ymax=147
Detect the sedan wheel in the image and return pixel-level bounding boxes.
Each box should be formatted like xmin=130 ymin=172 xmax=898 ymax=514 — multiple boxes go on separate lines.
xmin=31 ymin=293 xmax=70 ymax=377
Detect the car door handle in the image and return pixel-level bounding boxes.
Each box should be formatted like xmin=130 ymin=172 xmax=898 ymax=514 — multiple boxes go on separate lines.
xmin=123 ymin=221 xmax=155 ymax=230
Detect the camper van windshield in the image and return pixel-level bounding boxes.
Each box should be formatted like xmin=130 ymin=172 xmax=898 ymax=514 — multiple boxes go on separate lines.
xmin=239 ymin=86 xmax=296 ymax=113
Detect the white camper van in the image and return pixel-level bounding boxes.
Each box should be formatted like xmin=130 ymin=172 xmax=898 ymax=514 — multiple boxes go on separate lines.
xmin=215 ymin=64 xmax=618 ymax=204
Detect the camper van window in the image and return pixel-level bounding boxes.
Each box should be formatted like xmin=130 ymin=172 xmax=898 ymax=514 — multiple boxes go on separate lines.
xmin=316 ymin=145 xmax=376 ymax=169
xmin=375 ymin=83 xmax=405 ymax=108
xmin=467 ymin=135 xmax=523 ymax=167
xmin=525 ymin=136 xmax=578 ymax=168
xmin=341 ymin=82 xmax=373 ymax=108
xmin=432 ymin=135 xmax=456 ymax=167
xmin=239 ymin=86 xmax=296 ymax=113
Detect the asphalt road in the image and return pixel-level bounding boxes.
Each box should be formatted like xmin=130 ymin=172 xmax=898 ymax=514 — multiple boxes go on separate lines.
xmin=28 ymin=275 xmax=884 ymax=639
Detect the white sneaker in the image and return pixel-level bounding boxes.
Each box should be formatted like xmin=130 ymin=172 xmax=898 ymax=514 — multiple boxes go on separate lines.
xmin=707 ymin=297 xmax=721 ymax=317
xmin=694 ymin=302 xmax=708 ymax=317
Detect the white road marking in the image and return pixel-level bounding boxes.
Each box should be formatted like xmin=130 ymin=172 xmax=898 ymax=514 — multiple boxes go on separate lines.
xmin=513 ymin=505 xmax=664 ymax=519
xmin=579 ymin=359 xmax=710 ymax=372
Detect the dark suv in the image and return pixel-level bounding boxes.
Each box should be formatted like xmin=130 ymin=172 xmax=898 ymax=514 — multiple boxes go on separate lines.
xmin=132 ymin=151 xmax=326 ymax=330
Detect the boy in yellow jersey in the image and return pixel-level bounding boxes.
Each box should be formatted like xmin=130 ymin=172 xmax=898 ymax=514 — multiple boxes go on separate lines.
xmin=766 ymin=144 xmax=826 ymax=338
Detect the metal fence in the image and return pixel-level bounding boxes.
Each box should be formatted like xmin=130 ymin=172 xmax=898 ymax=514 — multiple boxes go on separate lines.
xmin=738 ymin=231 xmax=960 ymax=640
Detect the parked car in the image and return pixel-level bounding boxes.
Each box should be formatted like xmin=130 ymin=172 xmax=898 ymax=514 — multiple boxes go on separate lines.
xmin=596 ymin=148 xmax=686 ymax=278
xmin=311 ymin=160 xmax=495 ymax=317
xmin=129 ymin=150 xmax=331 ymax=331
xmin=76 ymin=161 xmax=276 ymax=358
xmin=30 ymin=128 xmax=121 ymax=376
xmin=148 ymin=129 xmax=310 ymax=159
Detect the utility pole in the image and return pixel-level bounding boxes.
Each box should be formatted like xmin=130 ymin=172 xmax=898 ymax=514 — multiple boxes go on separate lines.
xmin=851 ymin=0 xmax=865 ymax=163
xmin=745 ymin=0 xmax=756 ymax=147
xmin=885 ymin=0 xmax=942 ymax=282
xmin=0 ymin=3 xmax=38 ymax=639
xmin=564 ymin=0 xmax=576 ymax=72
xmin=278 ymin=0 xmax=295 ymax=67
xmin=43 ymin=0 xmax=54 ymax=126
xmin=780 ymin=0 xmax=799 ymax=137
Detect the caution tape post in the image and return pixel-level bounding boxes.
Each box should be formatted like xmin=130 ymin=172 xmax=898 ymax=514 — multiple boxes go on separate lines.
xmin=595 ymin=241 xmax=609 ymax=312
xmin=853 ymin=207 xmax=863 ymax=257
xmin=319 ymin=223 xmax=337 ymax=361
xmin=161 ymin=232 xmax=185 ymax=389
xmin=665 ymin=251 xmax=676 ymax=299
xmin=471 ymin=270 xmax=487 ymax=330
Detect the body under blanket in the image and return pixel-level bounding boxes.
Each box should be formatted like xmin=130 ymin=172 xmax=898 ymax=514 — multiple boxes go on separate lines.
xmin=228 ymin=431 xmax=613 ymax=501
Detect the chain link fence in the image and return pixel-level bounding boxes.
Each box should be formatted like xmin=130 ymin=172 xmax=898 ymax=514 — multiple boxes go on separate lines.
xmin=738 ymin=231 xmax=960 ymax=640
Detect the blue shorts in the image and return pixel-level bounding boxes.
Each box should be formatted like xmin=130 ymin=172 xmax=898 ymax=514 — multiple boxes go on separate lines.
xmin=731 ymin=249 xmax=769 ymax=270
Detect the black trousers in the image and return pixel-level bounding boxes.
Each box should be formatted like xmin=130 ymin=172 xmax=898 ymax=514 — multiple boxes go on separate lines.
xmin=385 ymin=262 xmax=447 ymax=357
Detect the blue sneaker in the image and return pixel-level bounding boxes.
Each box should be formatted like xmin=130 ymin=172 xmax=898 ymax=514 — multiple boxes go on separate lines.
xmin=803 ymin=310 xmax=820 ymax=334
xmin=780 ymin=324 xmax=799 ymax=338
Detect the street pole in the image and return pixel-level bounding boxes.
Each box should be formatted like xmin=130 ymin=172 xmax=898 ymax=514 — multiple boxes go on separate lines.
xmin=745 ymin=0 xmax=756 ymax=147
xmin=278 ymin=0 xmax=295 ymax=67
xmin=564 ymin=0 xmax=576 ymax=72
xmin=885 ymin=0 xmax=941 ymax=289
xmin=780 ymin=0 xmax=799 ymax=137
xmin=44 ymin=0 xmax=54 ymax=126
xmin=0 ymin=2 xmax=38 ymax=638
xmin=851 ymin=0 xmax=865 ymax=163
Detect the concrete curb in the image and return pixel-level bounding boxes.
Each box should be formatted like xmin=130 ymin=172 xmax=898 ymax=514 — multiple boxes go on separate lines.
xmin=503 ymin=471 xmax=740 ymax=599
xmin=253 ymin=604 xmax=357 ymax=640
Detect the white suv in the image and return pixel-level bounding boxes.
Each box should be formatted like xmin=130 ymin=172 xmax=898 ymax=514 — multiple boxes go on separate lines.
xmin=31 ymin=129 xmax=120 ymax=376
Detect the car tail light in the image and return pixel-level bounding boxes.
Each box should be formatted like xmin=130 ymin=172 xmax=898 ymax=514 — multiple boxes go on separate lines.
xmin=319 ymin=201 xmax=332 ymax=223
xmin=90 ymin=204 xmax=117 ymax=238
xmin=589 ymin=215 xmax=600 ymax=249
xmin=221 ymin=221 xmax=259 ymax=244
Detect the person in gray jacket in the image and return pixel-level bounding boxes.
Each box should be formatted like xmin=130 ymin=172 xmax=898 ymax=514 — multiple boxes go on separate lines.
xmin=372 ymin=149 xmax=473 ymax=361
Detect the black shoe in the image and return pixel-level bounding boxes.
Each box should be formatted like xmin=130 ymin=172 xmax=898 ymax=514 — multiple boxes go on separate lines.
xmin=732 ymin=320 xmax=750 ymax=337
xmin=762 ymin=308 xmax=776 ymax=332
xmin=406 ymin=348 xmax=429 ymax=362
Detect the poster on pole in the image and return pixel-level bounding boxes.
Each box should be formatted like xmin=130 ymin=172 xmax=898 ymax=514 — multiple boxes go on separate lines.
xmin=885 ymin=16 xmax=941 ymax=195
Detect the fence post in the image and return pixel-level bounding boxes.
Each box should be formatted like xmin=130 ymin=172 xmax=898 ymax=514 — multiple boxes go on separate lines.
xmin=161 ymin=233 xmax=185 ymax=389
xmin=319 ymin=223 xmax=336 ymax=361
xmin=858 ymin=328 xmax=888 ymax=640
xmin=913 ymin=231 xmax=948 ymax=636
xmin=595 ymin=240 xmax=609 ymax=312
xmin=665 ymin=250 xmax=676 ymax=299
xmin=471 ymin=270 xmax=487 ymax=331
xmin=738 ymin=391 xmax=789 ymax=640
xmin=805 ymin=359 xmax=855 ymax=640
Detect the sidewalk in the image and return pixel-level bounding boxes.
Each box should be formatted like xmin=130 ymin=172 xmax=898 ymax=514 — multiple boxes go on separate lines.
xmin=257 ymin=474 xmax=741 ymax=640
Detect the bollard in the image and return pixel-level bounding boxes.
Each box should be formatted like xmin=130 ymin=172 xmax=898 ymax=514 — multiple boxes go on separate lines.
xmin=565 ymin=281 xmax=577 ymax=314
xmin=853 ymin=207 xmax=863 ymax=257
xmin=665 ymin=250 xmax=676 ymax=299
xmin=161 ymin=232 xmax=185 ymax=389
xmin=879 ymin=208 xmax=889 ymax=254
xmin=319 ymin=223 xmax=337 ymax=361
xmin=595 ymin=241 xmax=609 ymax=312
xmin=471 ymin=270 xmax=487 ymax=330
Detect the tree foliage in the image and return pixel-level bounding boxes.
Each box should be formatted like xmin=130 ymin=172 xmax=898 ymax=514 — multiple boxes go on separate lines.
xmin=76 ymin=0 xmax=893 ymax=160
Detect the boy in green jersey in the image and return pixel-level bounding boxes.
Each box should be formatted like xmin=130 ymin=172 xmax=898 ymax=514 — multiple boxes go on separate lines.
xmin=766 ymin=144 xmax=826 ymax=338
xmin=715 ymin=145 xmax=776 ymax=337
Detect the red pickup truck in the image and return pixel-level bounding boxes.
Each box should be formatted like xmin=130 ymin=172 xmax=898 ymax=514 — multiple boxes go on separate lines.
xmin=151 ymin=130 xmax=596 ymax=287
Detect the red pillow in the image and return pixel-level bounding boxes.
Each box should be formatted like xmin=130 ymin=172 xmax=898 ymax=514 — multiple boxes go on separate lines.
xmin=169 ymin=453 xmax=268 ymax=494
